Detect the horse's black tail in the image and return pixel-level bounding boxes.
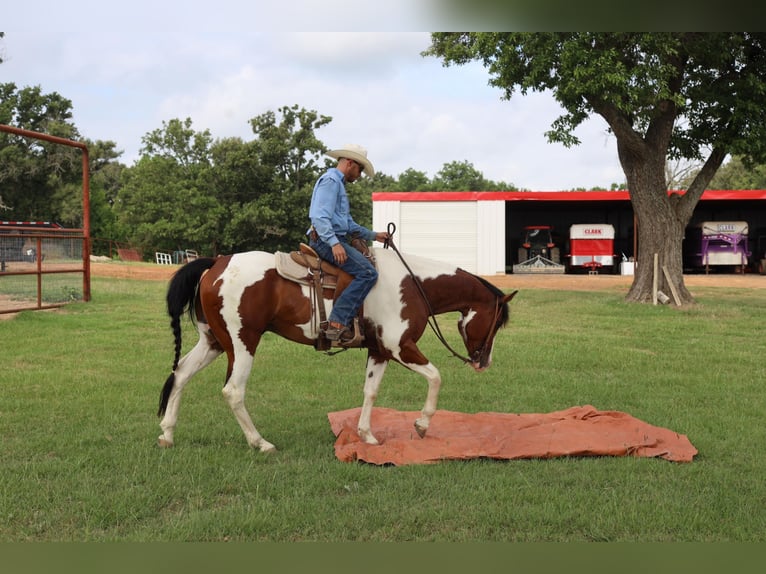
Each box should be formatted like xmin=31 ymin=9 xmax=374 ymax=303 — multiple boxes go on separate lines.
xmin=158 ymin=257 xmax=216 ymax=417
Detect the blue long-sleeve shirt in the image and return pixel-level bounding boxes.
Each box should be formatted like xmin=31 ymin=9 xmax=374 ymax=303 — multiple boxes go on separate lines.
xmin=308 ymin=168 xmax=374 ymax=247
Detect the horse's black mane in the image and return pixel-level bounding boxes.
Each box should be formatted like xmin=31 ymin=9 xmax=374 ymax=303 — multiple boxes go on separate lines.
xmin=459 ymin=268 xmax=512 ymax=327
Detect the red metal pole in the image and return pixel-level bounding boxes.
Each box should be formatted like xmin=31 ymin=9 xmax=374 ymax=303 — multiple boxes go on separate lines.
xmin=81 ymin=146 xmax=91 ymax=301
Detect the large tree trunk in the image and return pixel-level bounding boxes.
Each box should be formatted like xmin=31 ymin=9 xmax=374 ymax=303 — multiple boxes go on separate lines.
xmin=617 ymin=139 xmax=695 ymax=305
xmin=626 ymin=196 xmax=692 ymax=304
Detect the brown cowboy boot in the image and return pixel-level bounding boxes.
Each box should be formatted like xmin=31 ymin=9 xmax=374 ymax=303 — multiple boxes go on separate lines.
xmin=324 ymin=321 xmax=354 ymax=343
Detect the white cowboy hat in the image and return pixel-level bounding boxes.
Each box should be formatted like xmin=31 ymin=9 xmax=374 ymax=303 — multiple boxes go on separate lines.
xmin=326 ymin=143 xmax=375 ymax=178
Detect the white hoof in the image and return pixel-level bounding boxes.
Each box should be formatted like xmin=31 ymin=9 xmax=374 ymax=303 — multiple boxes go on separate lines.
xmin=258 ymin=441 xmax=277 ymax=453
xmin=414 ymin=419 xmax=428 ymax=438
xmin=358 ymin=428 xmax=380 ymax=445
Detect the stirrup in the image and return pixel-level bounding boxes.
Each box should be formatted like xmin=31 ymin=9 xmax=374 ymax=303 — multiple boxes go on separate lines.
xmin=325 ymin=323 xmax=353 ymax=342
xmin=329 ymin=318 xmax=364 ymax=347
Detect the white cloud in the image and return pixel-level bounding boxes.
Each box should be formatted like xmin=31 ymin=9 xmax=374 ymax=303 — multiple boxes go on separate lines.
xmin=2 ymin=9 xmax=625 ymax=189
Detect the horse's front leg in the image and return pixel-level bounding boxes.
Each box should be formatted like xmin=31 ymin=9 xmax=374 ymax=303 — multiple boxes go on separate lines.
xmin=357 ymin=354 xmax=389 ymax=445
xmin=408 ymin=362 xmax=442 ymax=438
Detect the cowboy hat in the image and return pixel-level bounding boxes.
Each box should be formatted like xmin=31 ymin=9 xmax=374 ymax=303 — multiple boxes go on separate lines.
xmin=326 ymin=143 xmax=375 ymax=178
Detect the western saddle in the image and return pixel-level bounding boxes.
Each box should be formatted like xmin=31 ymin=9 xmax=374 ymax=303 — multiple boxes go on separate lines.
xmin=275 ymin=242 xmax=373 ymax=350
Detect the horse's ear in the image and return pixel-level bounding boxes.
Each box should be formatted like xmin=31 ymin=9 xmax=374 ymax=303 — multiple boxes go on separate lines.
xmin=503 ymin=290 xmax=519 ymax=303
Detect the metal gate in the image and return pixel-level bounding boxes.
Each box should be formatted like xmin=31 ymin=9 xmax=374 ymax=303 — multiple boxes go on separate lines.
xmin=0 ymin=124 xmax=91 ymax=314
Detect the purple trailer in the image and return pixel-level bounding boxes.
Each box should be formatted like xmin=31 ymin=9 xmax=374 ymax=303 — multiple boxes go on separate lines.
xmin=687 ymin=221 xmax=751 ymax=274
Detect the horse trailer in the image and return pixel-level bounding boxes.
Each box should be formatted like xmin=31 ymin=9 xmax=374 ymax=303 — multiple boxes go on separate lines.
xmin=567 ymin=223 xmax=616 ymax=274
xmin=685 ymin=221 xmax=751 ymax=273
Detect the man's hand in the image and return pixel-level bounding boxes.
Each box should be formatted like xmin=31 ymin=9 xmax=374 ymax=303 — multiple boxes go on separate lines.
xmin=374 ymin=231 xmax=390 ymax=243
xmin=332 ymin=243 xmax=348 ymax=265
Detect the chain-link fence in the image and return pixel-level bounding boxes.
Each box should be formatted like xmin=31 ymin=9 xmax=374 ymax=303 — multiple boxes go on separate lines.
xmin=0 ymin=225 xmax=86 ymax=314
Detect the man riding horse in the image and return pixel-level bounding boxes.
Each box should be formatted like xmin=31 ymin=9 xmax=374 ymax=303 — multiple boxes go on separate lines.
xmin=308 ymin=144 xmax=390 ymax=344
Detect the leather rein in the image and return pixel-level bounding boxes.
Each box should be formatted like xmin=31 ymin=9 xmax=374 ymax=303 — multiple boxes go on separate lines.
xmin=383 ymin=222 xmax=502 ymax=365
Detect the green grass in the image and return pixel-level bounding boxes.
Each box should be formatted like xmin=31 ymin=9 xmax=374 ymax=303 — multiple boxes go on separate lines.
xmin=0 ymin=276 xmax=764 ymax=541
xmin=0 ymin=271 xmax=84 ymax=303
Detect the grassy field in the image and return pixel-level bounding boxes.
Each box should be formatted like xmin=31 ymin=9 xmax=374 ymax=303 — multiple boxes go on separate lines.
xmin=0 ymin=275 xmax=764 ymax=542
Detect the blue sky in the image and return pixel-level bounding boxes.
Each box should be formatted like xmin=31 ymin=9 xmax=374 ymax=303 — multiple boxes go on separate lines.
xmin=2 ymin=1 xmax=625 ymax=190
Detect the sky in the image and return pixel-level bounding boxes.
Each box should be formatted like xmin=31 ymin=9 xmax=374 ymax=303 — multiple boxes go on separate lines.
xmin=1 ymin=1 xmax=626 ymax=191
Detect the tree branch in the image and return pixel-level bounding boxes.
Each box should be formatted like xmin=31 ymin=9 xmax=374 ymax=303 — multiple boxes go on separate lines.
xmin=678 ymin=146 xmax=728 ymax=220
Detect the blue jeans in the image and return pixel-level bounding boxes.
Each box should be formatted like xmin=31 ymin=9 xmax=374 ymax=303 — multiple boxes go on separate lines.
xmin=309 ymin=237 xmax=378 ymax=327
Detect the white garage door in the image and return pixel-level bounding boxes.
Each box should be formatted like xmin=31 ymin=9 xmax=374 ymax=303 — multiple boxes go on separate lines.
xmin=399 ymin=201 xmax=478 ymax=272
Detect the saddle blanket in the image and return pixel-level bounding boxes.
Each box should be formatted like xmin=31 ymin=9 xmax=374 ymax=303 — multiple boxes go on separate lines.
xmin=327 ymin=405 xmax=697 ymax=465
xmin=274 ymin=251 xmax=314 ymax=286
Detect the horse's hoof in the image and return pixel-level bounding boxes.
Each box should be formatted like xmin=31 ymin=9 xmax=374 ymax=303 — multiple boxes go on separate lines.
xmin=157 ymin=436 xmax=174 ymax=448
xmin=259 ymin=442 xmax=277 ymax=454
xmin=414 ymin=420 xmax=428 ymax=438
xmin=358 ymin=429 xmax=380 ymax=445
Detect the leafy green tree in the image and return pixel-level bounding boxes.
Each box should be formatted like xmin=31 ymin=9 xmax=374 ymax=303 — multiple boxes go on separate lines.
xmin=703 ymin=156 xmax=766 ymax=190
xmin=429 ymin=159 xmax=517 ymax=191
xmin=345 ymin=170 xmax=397 ymax=227
xmin=249 ymin=104 xmax=329 ymax=194
xmin=83 ymin=140 xmax=126 ymax=252
xmin=0 ymin=82 xmax=125 ymax=247
xmin=395 ymin=168 xmax=432 ymax=191
xmin=432 ymin=160 xmax=486 ymax=191
xmin=115 ymin=118 xmax=221 ymax=256
xmin=0 ymin=83 xmax=82 ymax=221
xmin=425 ymin=33 xmax=766 ymax=304
xmin=115 ymin=107 xmax=335 ymax=257
xmin=141 ymin=117 xmax=213 ymax=169
xmin=224 ymin=105 xmax=332 ymax=253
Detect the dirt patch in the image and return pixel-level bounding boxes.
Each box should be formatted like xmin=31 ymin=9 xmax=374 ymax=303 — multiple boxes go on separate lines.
xmin=3 ymin=260 xmax=763 ymax=320
xmin=5 ymin=255 xmax=762 ymax=322
xmin=87 ymin=260 xmax=765 ymax=291
xmin=487 ymin=271 xmax=765 ymax=292
xmin=90 ymin=261 xmax=178 ymax=281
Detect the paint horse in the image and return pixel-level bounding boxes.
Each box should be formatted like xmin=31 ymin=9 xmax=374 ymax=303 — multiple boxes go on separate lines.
xmin=157 ymin=246 xmax=516 ymax=452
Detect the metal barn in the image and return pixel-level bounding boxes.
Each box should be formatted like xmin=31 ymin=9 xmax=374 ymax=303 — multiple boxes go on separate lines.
xmin=372 ymin=190 xmax=766 ymax=275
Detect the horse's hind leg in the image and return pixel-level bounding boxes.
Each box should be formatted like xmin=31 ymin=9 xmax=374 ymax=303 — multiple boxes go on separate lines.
xmin=158 ymin=326 xmax=222 ymax=447
xmin=221 ymin=349 xmax=276 ymax=453
xmin=357 ymin=354 xmax=389 ymax=445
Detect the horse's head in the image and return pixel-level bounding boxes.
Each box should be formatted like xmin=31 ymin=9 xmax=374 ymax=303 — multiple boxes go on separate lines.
xmin=458 ymin=284 xmax=518 ymax=372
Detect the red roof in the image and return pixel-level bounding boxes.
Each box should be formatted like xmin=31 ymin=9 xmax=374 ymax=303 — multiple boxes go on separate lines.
xmin=372 ymin=190 xmax=766 ymax=202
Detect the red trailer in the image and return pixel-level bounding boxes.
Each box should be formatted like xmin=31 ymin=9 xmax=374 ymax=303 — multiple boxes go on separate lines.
xmin=567 ymin=224 xmax=616 ymax=274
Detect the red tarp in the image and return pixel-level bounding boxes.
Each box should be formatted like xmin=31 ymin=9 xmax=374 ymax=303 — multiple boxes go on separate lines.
xmin=327 ymin=405 xmax=697 ymax=465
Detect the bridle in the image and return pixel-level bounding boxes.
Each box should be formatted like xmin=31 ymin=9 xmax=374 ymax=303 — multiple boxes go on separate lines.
xmin=384 ymin=222 xmax=503 ymax=365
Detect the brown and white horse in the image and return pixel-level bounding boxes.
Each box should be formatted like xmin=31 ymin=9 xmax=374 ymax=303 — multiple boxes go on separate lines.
xmin=157 ymin=247 xmax=516 ymax=452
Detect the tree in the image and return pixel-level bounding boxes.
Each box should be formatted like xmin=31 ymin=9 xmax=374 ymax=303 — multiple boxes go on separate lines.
xmin=115 ymin=107 xmax=336 ymax=257
xmin=248 ymin=104 xmax=330 ymax=194
xmin=140 ymin=117 xmax=213 ymax=169
xmin=0 ymin=83 xmax=81 ymax=221
xmin=395 ymin=168 xmax=432 ymax=191
xmin=116 ymin=118 xmax=222 ymax=256
xmin=433 ymin=160 xmax=486 ymax=190
xmin=82 ymin=139 xmax=126 ymax=250
xmin=1 ymin=83 xmax=124 ymax=240
xmin=665 ymin=158 xmax=701 ymax=192
xmin=703 ymin=156 xmax=766 ymax=190
xmin=227 ymin=105 xmax=333 ymax=253
xmin=425 ymin=33 xmax=766 ymax=304
xmin=345 ymin=170 xmax=398 ymax=228
xmin=430 ymin=159 xmax=517 ymax=191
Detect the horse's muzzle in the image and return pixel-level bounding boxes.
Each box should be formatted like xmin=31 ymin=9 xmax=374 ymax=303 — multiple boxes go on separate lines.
xmin=470 ymin=360 xmax=489 ymax=372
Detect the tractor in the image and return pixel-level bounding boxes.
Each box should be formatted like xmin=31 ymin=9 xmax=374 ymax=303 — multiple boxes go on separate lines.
xmin=512 ymin=225 xmax=565 ymax=274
